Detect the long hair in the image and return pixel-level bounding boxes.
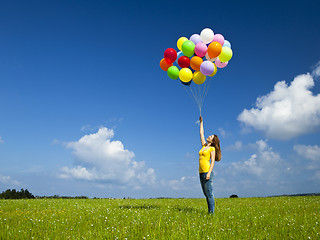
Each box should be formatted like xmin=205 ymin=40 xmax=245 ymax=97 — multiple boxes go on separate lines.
xmin=210 ymin=135 xmax=222 ymax=161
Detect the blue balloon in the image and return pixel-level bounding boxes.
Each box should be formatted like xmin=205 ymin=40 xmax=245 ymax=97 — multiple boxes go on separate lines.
xmin=177 ymin=51 xmax=184 ymax=58
xmin=176 ymin=51 xmax=184 ymax=64
xmin=223 ymin=40 xmax=231 ymax=48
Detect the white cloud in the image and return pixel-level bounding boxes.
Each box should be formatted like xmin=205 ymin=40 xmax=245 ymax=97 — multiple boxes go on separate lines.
xmin=294 ymin=144 xmax=320 ymax=171
xmin=218 ymin=128 xmax=227 ymax=138
xmin=312 ymin=61 xmax=320 ymax=78
xmin=230 ymin=140 xmax=284 ymax=178
xmin=294 ymin=144 xmax=320 ymax=161
xmin=161 ymin=176 xmax=198 ymax=191
xmin=51 ymin=139 xmax=60 ymax=145
xmin=0 ymin=175 xmax=20 ymax=186
xmin=210 ymin=140 xmax=296 ymax=197
xmin=59 ymin=127 xmax=156 ymax=189
xmin=238 ymin=72 xmax=320 ymax=139
xmin=60 ymin=166 xmax=97 ymax=180
xmin=159 ymin=140 xmax=320 ymax=198
xmin=0 ymin=136 xmax=4 ymax=144
xmin=80 ymin=125 xmax=95 ymax=132
xmin=225 ymin=140 xmax=243 ymax=151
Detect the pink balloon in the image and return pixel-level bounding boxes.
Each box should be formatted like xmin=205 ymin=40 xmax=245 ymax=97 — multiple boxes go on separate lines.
xmin=215 ymin=58 xmax=228 ymax=68
xmin=194 ymin=42 xmax=207 ymax=58
xmin=212 ymin=34 xmax=225 ymax=46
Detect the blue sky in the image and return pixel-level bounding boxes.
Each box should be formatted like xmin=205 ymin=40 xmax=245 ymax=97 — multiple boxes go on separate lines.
xmin=0 ymin=0 xmax=319 ymax=198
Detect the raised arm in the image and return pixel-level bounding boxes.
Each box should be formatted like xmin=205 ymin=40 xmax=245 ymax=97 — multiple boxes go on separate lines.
xmin=199 ymin=116 xmax=206 ymax=146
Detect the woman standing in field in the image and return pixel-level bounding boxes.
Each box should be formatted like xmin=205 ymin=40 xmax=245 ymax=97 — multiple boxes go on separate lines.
xmin=199 ymin=116 xmax=221 ymax=214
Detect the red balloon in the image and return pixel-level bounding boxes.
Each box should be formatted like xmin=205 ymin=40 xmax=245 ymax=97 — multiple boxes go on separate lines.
xmin=164 ymin=48 xmax=177 ymax=64
xmin=178 ymin=56 xmax=190 ymax=68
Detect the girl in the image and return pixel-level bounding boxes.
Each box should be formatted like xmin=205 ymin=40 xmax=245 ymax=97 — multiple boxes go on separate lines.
xmin=199 ymin=116 xmax=221 ymax=214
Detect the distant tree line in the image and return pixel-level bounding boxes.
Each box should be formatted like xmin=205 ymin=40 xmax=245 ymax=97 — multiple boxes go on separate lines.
xmin=270 ymin=193 xmax=320 ymax=197
xmin=0 ymin=189 xmax=89 ymax=199
xmin=0 ymin=189 xmax=35 ymax=199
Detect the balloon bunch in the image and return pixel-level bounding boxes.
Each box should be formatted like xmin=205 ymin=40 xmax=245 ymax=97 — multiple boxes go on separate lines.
xmin=160 ymin=28 xmax=233 ymax=85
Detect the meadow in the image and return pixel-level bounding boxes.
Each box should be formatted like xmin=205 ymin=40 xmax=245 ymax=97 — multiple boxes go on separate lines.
xmin=0 ymin=196 xmax=319 ymax=239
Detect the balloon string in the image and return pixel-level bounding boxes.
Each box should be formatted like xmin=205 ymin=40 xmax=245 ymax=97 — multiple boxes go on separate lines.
xmin=189 ymin=84 xmax=200 ymax=109
xmin=182 ymin=84 xmax=198 ymax=109
xmin=181 ymin=77 xmax=213 ymax=114
xmin=202 ymin=77 xmax=212 ymax=109
xmin=196 ymin=77 xmax=211 ymax=113
xmin=191 ymin=83 xmax=204 ymax=113
xmin=195 ymin=85 xmax=202 ymax=111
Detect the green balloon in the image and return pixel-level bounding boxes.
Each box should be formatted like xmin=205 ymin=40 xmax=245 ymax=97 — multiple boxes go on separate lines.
xmin=219 ymin=47 xmax=233 ymax=62
xmin=167 ymin=66 xmax=180 ymax=79
xmin=181 ymin=40 xmax=195 ymax=58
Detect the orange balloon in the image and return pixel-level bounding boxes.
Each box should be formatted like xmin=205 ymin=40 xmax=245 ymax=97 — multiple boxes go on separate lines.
xmin=160 ymin=58 xmax=173 ymax=71
xmin=207 ymin=42 xmax=222 ymax=59
xmin=190 ymin=56 xmax=203 ymax=71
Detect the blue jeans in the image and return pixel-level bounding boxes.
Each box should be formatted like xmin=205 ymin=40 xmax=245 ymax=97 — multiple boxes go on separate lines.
xmin=199 ymin=172 xmax=215 ymax=214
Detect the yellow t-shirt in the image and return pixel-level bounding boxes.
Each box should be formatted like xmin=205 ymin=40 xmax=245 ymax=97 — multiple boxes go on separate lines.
xmin=199 ymin=145 xmax=215 ymax=173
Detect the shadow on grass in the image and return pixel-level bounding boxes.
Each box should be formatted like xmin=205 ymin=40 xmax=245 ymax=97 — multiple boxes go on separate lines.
xmin=119 ymin=204 xmax=160 ymax=210
xmin=173 ymin=206 xmax=200 ymax=214
xmin=119 ymin=204 xmax=203 ymax=214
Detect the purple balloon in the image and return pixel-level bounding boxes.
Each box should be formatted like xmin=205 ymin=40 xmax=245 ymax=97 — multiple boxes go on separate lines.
xmin=200 ymin=61 xmax=215 ymax=76
xmin=215 ymin=58 xmax=228 ymax=68
xmin=190 ymin=34 xmax=202 ymax=45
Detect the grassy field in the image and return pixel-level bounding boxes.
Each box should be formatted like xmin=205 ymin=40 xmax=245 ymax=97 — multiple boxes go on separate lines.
xmin=0 ymin=196 xmax=319 ymax=239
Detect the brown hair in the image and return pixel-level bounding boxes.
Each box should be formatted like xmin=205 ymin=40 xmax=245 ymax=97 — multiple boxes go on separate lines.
xmin=210 ymin=135 xmax=222 ymax=161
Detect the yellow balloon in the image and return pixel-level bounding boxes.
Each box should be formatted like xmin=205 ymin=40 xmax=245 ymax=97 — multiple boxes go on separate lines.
xmin=179 ymin=68 xmax=193 ymax=82
xmin=177 ymin=37 xmax=188 ymax=51
xmin=193 ymin=71 xmax=206 ymax=84
xmin=208 ymin=63 xmax=217 ymax=77
xmin=219 ymin=47 xmax=233 ymax=62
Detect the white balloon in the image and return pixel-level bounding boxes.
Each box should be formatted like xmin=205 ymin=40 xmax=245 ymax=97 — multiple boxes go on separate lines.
xmin=205 ymin=53 xmax=217 ymax=62
xmin=200 ymin=28 xmax=214 ymax=44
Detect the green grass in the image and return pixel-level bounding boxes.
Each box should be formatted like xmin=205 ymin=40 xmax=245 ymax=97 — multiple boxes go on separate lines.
xmin=0 ymin=196 xmax=319 ymax=239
